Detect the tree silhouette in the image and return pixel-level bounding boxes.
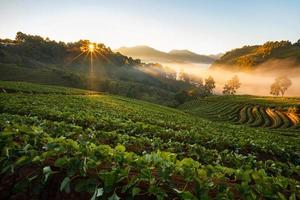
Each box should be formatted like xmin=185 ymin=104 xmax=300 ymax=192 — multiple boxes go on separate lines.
xmin=204 ymin=76 xmax=215 ymax=95
xmin=178 ymin=69 xmax=190 ymax=83
xmin=223 ymin=75 xmax=241 ymax=95
xmin=294 ymin=39 xmax=300 ymax=47
xmin=270 ymin=76 xmax=292 ymax=96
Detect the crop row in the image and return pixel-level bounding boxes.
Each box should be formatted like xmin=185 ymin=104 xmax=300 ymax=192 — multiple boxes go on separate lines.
xmin=0 ymin=94 xmax=299 ymax=166
xmin=1 ymin=118 xmax=299 ymax=199
xmin=1 ymin=91 xmax=300 ymax=199
xmin=1 ymin=113 xmax=299 ymax=181
xmin=180 ymin=100 xmax=300 ymax=131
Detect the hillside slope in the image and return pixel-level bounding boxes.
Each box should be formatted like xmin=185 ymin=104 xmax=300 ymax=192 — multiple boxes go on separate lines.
xmin=0 ymin=81 xmax=299 ymax=199
xmin=179 ymin=95 xmax=300 ymax=132
xmin=116 ymin=45 xmax=216 ymax=64
xmin=0 ymin=32 xmax=195 ymax=106
xmin=211 ymin=40 xmax=300 ymax=71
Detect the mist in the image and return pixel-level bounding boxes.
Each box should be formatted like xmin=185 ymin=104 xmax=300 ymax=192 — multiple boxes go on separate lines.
xmin=156 ymin=59 xmax=300 ymax=97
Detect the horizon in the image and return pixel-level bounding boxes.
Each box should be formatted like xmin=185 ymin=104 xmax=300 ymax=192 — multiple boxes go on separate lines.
xmin=1 ymin=0 xmax=300 ymax=55
xmin=1 ymin=1 xmax=300 ymax=198
xmin=0 ymin=31 xmax=297 ymax=56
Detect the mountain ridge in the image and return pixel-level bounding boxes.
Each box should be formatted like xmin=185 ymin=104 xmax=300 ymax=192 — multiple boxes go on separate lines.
xmin=211 ymin=40 xmax=300 ymax=71
xmin=0 ymin=32 xmax=195 ymax=106
xmin=115 ymin=45 xmax=218 ymax=64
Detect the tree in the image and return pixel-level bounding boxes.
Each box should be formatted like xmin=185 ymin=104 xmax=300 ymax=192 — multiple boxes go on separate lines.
xmin=204 ymin=76 xmax=216 ymax=95
xmin=178 ymin=69 xmax=190 ymax=83
xmin=174 ymin=90 xmax=190 ymax=104
xmin=293 ymin=39 xmax=300 ymax=47
xmin=270 ymin=82 xmax=281 ymax=96
xmin=190 ymin=74 xmax=203 ymax=88
xmin=15 ymin=31 xmax=27 ymax=43
xmin=223 ymin=75 xmax=241 ymax=95
xmin=165 ymin=66 xmax=177 ymax=80
xmin=270 ymin=76 xmax=292 ymax=96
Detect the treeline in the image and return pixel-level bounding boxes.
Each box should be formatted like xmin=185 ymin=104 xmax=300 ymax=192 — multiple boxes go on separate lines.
xmin=211 ymin=39 xmax=300 ymax=71
xmin=0 ymin=32 xmax=200 ymax=106
xmin=3 ymin=32 xmax=292 ymax=105
xmin=174 ymin=71 xmax=294 ymax=101
xmin=0 ymin=32 xmax=142 ymax=67
xmin=166 ymin=69 xmax=216 ymax=103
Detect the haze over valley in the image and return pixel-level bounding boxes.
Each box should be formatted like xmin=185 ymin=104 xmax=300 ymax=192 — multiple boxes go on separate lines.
xmin=116 ymin=41 xmax=300 ymax=97
xmin=1 ymin=1 xmax=300 ymax=199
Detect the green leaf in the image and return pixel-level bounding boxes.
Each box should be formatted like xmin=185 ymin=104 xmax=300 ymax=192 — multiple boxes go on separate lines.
xmin=95 ymin=188 xmax=103 ymax=197
xmin=43 ymin=166 xmax=52 ymax=182
xmin=43 ymin=166 xmax=52 ymax=174
xmin=91 ymin=189 xmax=97 ymax=200
xmin=108 ymin=192 xmax=120 ymax=200
xmin=5 ymin=147 xmax=9 ymax=158
xmin=277 ymin=192 xmax=287 ymax=200
xmin=148 ymin=185 xmax=165 ymax=200
xmin=32 ymin=156 xmax=42 ymax=163
xmin=181 ymin=191 xmax=197 ymax=200
xmin=289 ymin=193 xmax=296 ymax=200
xmin=91 ymin=187 xmax=104 ymax=200
xmin=251 ymin=171 xmax=260 ymax=181
xmin=174 ymin=188 xmax=183 ymax=194
xmin=28 ymin=175 xmax=38 ymax=182
xmin=54 ymin=157 xmax=68 ymax=168
xmin=115 ymin=144 xmax=126 ymax=152
xmin=60 ymin=177 xmax=71 ymax=193
xmin=99 ymin=171 xmax=116 ymax=188
xmin=23 ymin=144 xmax=31 ymax=153
xmin=74 ymin=178 xmax=98 ymax=193
xmin=15 ymin=156 xmax=29 ymax=166
xmin=132 ymin=187 xmax=141 ymax=197
xmin=1 ymin=164 xmax=12 ymax=174
xmin=174 ymin=189 xmax=197 ymax=200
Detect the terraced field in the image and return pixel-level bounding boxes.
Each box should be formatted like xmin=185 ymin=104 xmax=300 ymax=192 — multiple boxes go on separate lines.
xmin=0 ymin=82 xmax=300 ymax=199
xmin=179 ymin=96 xmax=300 ymax=134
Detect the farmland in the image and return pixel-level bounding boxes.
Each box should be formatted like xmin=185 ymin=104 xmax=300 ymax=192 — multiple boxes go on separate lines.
xmin=179 ymin=96 xmax=300 ymax=133
xmin=0 ymin=81 xmax=300 ymax=199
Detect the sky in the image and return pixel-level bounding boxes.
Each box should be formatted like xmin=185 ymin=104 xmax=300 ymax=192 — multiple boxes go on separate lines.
xmin=0 ymin=0 xmax=300 ymax=54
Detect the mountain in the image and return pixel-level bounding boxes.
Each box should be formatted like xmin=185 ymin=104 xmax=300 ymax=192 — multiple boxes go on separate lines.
xmin=208 ymin=53 xmax=224 ymax=60
xmin=211 ymin=40 xmax=300 ymax=71
xmin=0 ymin=32 xmax=195 ymax=106
xmin=168 ymin=49 xmax=216 ymax=63
xmin=115 ymin=45 xmax=216 ymax=64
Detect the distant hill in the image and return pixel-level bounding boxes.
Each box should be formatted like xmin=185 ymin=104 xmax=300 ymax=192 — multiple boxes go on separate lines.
xmin=211 ymin=40 xmax=300 ymax=71
xmin=0 ymin=32 xmax=195 ymax=106
xmin=115 ymin=45 xmax=216 ymax=64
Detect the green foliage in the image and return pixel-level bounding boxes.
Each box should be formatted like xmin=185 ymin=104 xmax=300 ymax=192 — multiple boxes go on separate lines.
xmin=212 ymin=40 xmax=300 ymax=70
xmin=223 ymin=75 xmax=241 ymax=95
xmin=0 ymin=82 xmax=299 ymax=199
xmin=0 ymin=32 xmax=197 ymax=106
xmin=175 ymin=76 xmax=216 ymax=104
xmin=60 ymin=177 xmax=71 ymax=193
xmin=179 ymin=95 xmax=300 ymax=132
xmin=270 ymin=76 xmax=292 ymax=96
xmin=91 ymin=188 xmax=104 ymax=200
xmin=203 ymin=76 xmax=216 ymax=96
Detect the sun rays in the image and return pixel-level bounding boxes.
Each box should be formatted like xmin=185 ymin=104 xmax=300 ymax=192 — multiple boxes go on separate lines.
xmin=80 ymin=42 xmax=99 ymax=54
xmin=66 ymin=41 xmax=105 ymax=90
xmin=83 ymin=42 xmax=98 ymax=90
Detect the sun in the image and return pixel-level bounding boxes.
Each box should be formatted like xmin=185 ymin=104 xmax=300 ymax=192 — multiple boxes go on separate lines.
xmin=88 ymin=44 xmax=95 ymax=52
xmin=79 ymin=42 xmax=98 ymax=53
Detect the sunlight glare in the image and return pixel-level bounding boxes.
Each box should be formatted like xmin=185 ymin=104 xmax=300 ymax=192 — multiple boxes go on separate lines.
xmin=89 ymin=44 xmax=95 ymax=52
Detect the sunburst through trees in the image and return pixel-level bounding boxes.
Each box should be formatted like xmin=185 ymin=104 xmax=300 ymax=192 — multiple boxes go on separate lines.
xmin=68 ymin=41 xmax=102 ymax=89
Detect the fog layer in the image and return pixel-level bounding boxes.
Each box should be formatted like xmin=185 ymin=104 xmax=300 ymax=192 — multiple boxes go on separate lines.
xmin=160 ymin=59 xmax=300 ymax=96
